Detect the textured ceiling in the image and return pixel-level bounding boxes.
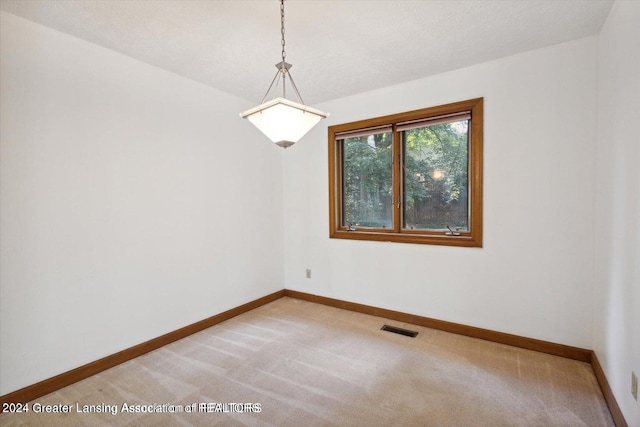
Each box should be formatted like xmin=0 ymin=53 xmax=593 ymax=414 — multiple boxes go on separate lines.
xmin=0 ymin=0 xmax=613 ymax=105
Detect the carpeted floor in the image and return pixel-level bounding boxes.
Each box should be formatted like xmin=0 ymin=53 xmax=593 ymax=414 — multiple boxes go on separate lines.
xmin=0 ymin=297 xmax=614 ymax=426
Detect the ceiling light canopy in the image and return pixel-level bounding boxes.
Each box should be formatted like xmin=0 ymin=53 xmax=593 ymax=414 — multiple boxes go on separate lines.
xmin=240 ymin=0 xmax=328 ymax=149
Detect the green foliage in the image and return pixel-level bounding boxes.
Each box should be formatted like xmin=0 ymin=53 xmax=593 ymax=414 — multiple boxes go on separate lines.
xmin=342 ymin=132 xmax=392 ymax=228
xmin=342 ymin=120 xmax=469 ymax=230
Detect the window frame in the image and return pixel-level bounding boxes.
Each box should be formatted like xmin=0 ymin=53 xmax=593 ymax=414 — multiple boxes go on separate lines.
xmin=328 ymin=98 xmax=483 ymax=247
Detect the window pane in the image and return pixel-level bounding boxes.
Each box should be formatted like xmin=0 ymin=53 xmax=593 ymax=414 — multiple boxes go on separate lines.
xmin=403 ymin=119 xmax=469 ymax=231
xmin=341 ymin=131 xmax=393 ymax=228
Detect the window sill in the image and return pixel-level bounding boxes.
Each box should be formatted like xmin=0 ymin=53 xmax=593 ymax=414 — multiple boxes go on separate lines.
xmin=330 ymin=229 xmax=482 ymax=247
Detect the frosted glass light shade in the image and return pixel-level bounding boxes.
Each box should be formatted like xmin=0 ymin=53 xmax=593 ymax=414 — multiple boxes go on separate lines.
xmin=240 ymin=97 xmax=328 ymax=148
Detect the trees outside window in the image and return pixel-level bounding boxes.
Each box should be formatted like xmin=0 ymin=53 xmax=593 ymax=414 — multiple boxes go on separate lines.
xmin=329 ymin=98 xmax=483 ymax=247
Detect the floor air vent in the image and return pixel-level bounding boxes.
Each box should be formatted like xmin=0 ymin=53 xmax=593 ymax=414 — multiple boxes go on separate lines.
xmin=381 ymin=325 xmax=418 ymax=338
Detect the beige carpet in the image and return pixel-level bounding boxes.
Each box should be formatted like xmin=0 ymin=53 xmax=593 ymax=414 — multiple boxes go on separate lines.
xmin=0 ymin=297 xmax=614 ymax=426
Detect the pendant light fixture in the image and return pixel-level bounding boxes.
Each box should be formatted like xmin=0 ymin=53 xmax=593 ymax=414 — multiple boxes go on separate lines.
xmin=240 ymin=0 xmax=328 ymax=148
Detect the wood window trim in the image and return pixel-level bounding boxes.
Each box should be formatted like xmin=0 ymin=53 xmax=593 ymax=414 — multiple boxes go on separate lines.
xmin=328 ymin=98 xmax=483 ymax=247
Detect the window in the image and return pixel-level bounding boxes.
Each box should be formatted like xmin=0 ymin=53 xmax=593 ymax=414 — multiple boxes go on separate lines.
xmin=328 ymin=98 xmax=483 ymax=247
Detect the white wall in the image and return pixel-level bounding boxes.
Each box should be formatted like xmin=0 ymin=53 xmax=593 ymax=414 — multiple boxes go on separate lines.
xmin=3 ymin=5 xmax=637 ymax=423
xmin=283 ymin=37 xmax=598 ymax=349
xmin=594 ymin=1 xmax=640 ymax=425
xmin=0 ymin=11 xmax=284 ymax=395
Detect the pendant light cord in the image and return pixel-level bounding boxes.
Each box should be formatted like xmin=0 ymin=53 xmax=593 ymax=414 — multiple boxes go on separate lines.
xmin=281 ymin=0 xmax=286 ymax=65
xmin=280 ymin=0 xmax=287 ymax=99
xmin=259 ymin=0 xmax=306 ymax=105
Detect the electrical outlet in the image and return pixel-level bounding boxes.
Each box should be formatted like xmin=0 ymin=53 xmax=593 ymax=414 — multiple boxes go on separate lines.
xmin=305 ymin=269 xmax=311 ymax=279
xmin=632 ymin=371 xmax=638 ymax=401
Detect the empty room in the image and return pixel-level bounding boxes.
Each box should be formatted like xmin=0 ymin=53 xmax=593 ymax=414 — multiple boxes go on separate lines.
xmin=0 ymin=0 xmax=638 ymax=426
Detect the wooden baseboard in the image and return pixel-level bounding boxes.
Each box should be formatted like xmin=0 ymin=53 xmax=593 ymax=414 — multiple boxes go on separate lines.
xmin=284 ymin=289 xmax=592 ymax=362
xmin=591 ymin=351 xmax=628 ymax=427
xmin=284 ymin=289 xmax=628 ymax=427
xmin=0 ymin=289 xmax=285 ymax=407
xmin=1 ymin=287 xmax=627 ymax=427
